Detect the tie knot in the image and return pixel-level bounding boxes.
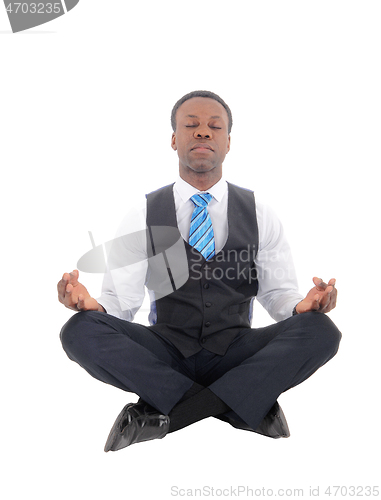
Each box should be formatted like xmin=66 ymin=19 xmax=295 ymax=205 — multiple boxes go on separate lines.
xmin=191 ymin=193 xmax=213 ymax=208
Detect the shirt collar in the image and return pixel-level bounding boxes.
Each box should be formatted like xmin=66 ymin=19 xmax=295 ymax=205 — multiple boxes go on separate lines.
xmin=174 ymin=176 xmax=227 ymax=203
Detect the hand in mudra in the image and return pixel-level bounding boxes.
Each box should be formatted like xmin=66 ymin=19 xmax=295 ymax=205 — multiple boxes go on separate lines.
xmin=296 ymin=277 xmax=337 ymax=314
xmin=57 ymin=269 xmax=103 ymax=312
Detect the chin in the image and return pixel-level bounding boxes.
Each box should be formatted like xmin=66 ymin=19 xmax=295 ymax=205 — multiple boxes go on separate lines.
xmin=189 ymin=163 xmax=216 ymax=173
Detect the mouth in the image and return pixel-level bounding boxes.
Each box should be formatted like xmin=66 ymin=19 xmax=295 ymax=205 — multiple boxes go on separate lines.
xmin=190 ymin=143 xmax=214 ymax=152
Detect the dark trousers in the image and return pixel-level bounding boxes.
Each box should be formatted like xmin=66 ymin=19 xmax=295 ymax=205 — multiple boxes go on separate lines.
xmin=60 ymin=311 xmax=341 ymax=430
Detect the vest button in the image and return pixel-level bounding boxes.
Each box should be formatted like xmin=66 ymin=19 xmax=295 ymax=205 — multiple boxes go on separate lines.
xmin=203 ymin=283 xmax=209 ymax=289
xmin=205 ymin=302 xmax=212 ymax=307
xmin=205 ymin=322 xmax=211 ymax=327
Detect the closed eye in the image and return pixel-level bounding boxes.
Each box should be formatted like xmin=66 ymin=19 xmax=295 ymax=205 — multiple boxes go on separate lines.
xmin=185 ymin=125 xmax=221 ymax=129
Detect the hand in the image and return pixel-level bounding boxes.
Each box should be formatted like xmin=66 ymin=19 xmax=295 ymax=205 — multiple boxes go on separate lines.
xmin=57 ymin=269 xmax=103 ymax=312
xmin=295 ymin=277 xmax=337 ymax=314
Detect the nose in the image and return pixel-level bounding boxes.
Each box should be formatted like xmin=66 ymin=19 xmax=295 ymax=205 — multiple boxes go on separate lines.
xmin=194 ymin=125 xmax=211 ymax=139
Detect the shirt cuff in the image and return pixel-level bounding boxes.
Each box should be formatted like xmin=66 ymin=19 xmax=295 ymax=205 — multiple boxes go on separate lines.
xmin=292 ymin=301 xmax=302 ymax=316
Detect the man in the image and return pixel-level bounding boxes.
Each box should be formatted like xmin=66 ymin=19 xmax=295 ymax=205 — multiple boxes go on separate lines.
xmin=58 ymin=90 xmax=341 ymax=453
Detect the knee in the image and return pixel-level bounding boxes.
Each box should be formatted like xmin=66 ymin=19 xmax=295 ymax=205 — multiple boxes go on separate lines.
xmin=60 ymin=310 xmax=99 ymax=354
xmin=297 ymin=311 xmax=342 ymax=358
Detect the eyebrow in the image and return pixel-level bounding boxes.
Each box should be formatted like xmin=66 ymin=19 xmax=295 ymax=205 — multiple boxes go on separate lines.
xmin=186 ymin=114 xmax=221 ymax=119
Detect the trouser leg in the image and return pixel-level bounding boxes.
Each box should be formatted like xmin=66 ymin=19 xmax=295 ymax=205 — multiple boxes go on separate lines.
xmin=59 ymin=311 xmax=194 ymax=415
xmin=205 ymin=312 xmax=342 ymax=430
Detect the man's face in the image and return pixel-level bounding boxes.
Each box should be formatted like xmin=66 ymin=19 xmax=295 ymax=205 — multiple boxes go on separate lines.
xmin=171 ymin=97 xmax=231 ymax=180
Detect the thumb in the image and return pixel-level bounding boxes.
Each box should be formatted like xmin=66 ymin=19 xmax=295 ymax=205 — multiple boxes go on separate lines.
xmin=312 ymin=293 xmax=320 ymax=309
xmin=78 ymin=295 xmax=98 ymax=311
xmin=77 ymin=294 xmax=85 ymax=310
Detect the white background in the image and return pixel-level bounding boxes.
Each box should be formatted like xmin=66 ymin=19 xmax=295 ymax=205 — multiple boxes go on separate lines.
xmin=1 ymin=1 xmax=380 ymax=498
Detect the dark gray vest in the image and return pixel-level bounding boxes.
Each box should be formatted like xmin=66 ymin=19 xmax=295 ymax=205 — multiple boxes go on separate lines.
xmin=146 ymin=182 xmax=259 ymax=358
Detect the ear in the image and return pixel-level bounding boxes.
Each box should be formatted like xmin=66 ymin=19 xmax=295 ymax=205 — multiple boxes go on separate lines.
xmin=171 ymin=132 xmax=177 ymax=151
xmin=226 ymin=134 xmax=231 ymax=154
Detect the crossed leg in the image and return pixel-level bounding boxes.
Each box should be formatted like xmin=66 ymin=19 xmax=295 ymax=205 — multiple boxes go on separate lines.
xmin=60 ymin=310 xmax=341 ymax=444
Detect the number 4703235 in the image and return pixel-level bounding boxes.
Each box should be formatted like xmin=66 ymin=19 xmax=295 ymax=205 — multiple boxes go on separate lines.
xmin=6 ymin=3 xmax=62 ymax=14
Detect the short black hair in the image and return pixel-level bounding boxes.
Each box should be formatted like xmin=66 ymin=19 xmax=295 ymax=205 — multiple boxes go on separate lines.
xmin=171 ymin=90 xmax=233 ymax=134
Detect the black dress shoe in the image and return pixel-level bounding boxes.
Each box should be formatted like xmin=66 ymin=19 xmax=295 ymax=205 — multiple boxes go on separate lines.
xmin=218 ymin=401 xmax=290 ymax=438
xmin=104 ymin=402 xmax=170 ymax=452
xmin=253 ymin=401 xmax=290 ymax=438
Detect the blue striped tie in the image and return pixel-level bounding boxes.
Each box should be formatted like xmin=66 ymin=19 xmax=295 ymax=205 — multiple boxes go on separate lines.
xmin=189 ymin=193 xmax=215 ymax=260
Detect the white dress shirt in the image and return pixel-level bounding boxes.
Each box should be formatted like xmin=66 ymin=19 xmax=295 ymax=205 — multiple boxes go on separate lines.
xmin=97 ymin=177 xmax=303 ymax=324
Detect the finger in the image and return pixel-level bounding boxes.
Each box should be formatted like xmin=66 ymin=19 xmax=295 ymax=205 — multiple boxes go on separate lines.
xmin=68 ymin=269 xmax=79 ymax=285
xmin=319 ymin=296 xmax=330 ymax=312
xmin=328 ymin=278 xmax=336 ymax=287
xmin=64 ymin=283 xmax=79 ymax=308
xmin=312 ymin=277 xmax=327 ymax=291
xmin=57 ymin=272 xmax=69 ymax=300
xmin=59 ymin=272 xmax=69 ymax=290
xmin=319 ymin=286 xmax=333 ymax=309
xmin=325 ymin=287 xmax=338 ymax=312
xmin=322 ymin=282 xmax=339 ymax=312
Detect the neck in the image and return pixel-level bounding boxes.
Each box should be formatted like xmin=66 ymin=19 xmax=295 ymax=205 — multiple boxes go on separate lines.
xmin=179 ymin=170 xmax=222 ymax=192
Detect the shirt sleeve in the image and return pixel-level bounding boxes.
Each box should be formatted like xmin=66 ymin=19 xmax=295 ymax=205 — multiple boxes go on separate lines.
xmin=255 ymin=202 xmax=304 ymax=321
xmin=96 ymin=202 xmax=148 ymax=321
